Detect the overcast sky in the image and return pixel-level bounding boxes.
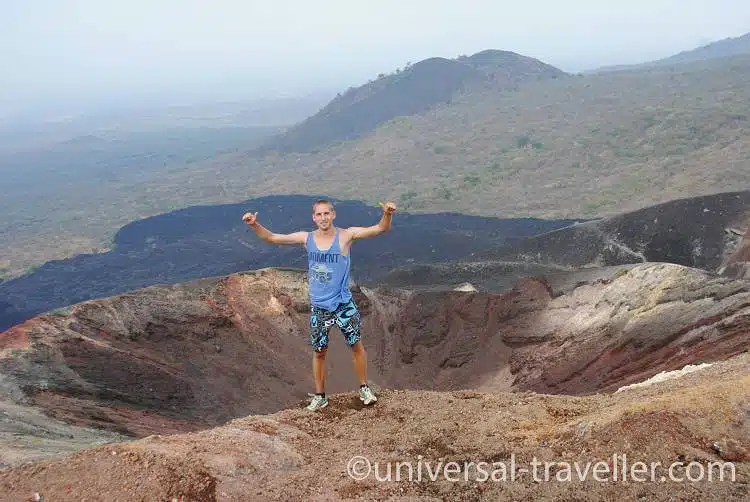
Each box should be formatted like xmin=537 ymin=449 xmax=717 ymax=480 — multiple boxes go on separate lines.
xmin=3 ymin=0 xmax=748 ymax=116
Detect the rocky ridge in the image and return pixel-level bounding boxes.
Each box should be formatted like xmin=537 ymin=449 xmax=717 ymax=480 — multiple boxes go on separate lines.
xmin=2 ymin=188 xmax=750 ymax=499
xmin=1 ymin=262 xmax=748 ymax=490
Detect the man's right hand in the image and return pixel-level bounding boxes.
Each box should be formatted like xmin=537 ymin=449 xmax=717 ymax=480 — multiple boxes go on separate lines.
xmin=242 ymin=211 xmax=258 ymax=226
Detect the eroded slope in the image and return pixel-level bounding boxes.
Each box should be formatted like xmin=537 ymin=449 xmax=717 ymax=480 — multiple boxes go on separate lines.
xmin=1 ymin=263 xmax=748 ymax=446
xmin=1 ymin=353 xmax=747 ymax=501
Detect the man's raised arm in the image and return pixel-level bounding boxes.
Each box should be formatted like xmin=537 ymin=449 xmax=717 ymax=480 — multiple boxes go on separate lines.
xmin=347 ymin=201 xmax=397 ymax=240
xmin=242 ymin=211 xmax=307 ymax=245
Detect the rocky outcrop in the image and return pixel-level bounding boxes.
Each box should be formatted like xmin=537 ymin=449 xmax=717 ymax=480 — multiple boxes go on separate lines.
xmin=506 ymin=263 xmax=750 ymax=394
xmin=0 ymin=269 xmax=317 ymax=438
xmin=721 ymin=225 xmax=750 ymax=279
xmin=2 ymin=263 xmax=748 ymax=447
xmin=368 ymin=263 xmax=750 ymax=396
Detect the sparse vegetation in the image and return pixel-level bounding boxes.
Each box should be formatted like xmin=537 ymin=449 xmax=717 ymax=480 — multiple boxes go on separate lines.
xmin=436 ymin=185 xmax=453 ymax=200
xmin=399 ymin=190 xmax=419 ymax=208
xmin=463 ymin=175 xmax=481 ymax=186
xmin=3 ymin=55 xmax=750 ymax=280
xmin=400 ymin=190 xmax=418 ymax=200
xmin=239 ymin=55 xmax=750 ymax=226
xmin=256 ymin=50 xmax=565 ymax=155
xmin=0 ymin=124 xmax=279 ymax=279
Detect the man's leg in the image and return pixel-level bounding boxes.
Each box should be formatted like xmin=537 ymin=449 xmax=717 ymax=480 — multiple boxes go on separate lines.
xmin=307 ymin=306 xmax=334 ymax=410
xmin=312 ymin=347 xmax=327 ymax=393
xmin=350 ymin=340 xmax=367 ymax=386
xmin=336 ymin=299 xmax=377 ymax=405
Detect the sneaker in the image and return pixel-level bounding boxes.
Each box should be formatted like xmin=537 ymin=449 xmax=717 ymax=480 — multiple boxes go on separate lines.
xmin=306 ymin=394 xmax=328 ymax=411
xmin=359 ymin=385 xmax=377 ymax=405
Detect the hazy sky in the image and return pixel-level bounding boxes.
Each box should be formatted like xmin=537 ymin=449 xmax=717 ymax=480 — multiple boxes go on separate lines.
xmin=3 ymin=0 xmax=748 ymax=116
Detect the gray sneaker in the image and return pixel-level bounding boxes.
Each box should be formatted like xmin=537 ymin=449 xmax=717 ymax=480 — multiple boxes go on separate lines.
xmin=306 ymin=394 xmax=328 ymax=411
xmin=359 ymin=385 xmax=377 ymax=405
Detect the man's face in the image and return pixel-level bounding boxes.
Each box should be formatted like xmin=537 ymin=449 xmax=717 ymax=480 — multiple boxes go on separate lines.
xmin=312 ymin=203 xmax=335 ymax=230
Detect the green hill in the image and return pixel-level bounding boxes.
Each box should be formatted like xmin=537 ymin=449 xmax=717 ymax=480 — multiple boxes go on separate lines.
xmin=238 ymin=55 xmax=750 ymax=219
xmin=256 ymin=49 xmax=567 ymax=154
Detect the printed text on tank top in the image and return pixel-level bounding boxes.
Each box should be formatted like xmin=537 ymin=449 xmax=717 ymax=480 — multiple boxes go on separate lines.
xmin=306 ymin=227 xmax=353 ymax=310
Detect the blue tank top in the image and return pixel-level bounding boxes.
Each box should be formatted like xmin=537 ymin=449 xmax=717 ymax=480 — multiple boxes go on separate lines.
xmin=306 ymin=229 xmax=352 ymax=310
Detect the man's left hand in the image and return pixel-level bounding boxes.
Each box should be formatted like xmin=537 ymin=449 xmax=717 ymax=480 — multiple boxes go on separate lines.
xmin=379 ymin=201 xmax=397 ymax=214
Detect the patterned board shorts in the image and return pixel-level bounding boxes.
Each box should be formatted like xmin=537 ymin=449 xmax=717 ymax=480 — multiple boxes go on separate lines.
xmin=309 ymin=298 xmax=361 ymax=352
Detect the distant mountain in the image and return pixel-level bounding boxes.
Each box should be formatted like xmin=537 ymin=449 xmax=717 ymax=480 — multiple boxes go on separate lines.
xmin=255 ymin=49 xmax=567 ymax=154
xmin=233 ymin=55 xmax=750 ymax=224
xmin=655 ymin=32 xmax=750 ymax=65
xmin=594 ymin=32 xmax=750 ymax=73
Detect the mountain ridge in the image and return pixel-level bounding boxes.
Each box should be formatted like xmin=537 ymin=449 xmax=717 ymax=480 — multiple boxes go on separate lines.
xmin=237 ymin=55 xmax=750 ymax=221
xmin=592 ymin=31 xmax=750 ymax=73
xmin=255 ymin=49 xmax=567 ymax=154
xmin=372 ymin=190 xmax=750 ymax=294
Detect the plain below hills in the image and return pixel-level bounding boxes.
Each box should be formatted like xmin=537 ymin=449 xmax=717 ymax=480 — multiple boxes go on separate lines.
xmin=0 ymin=96 xmax=329 ymax=280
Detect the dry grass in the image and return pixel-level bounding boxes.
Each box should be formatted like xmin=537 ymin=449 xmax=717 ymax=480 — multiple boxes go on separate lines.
xmin=3 ymin=57 xmax=750 ymax=279
xmin=244 ymin=56 xmax=750 ymax=219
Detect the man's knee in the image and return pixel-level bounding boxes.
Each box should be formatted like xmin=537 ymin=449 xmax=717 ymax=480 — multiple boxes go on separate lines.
xmin=313 ymin=347 xmax=328 ymax=358
xmin=350 ymin=340 xmax=365 ymax=353
xmin=310 ymin=323 xmax=330 ymax=352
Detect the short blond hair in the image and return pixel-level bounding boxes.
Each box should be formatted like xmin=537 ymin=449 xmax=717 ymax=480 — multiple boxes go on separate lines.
xmin=312 ymin=199 xmax=335 ymax=212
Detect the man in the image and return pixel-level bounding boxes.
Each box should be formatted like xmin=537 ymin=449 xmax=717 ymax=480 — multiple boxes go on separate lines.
xmin=242 ymin=198 xmax=397 ymax=410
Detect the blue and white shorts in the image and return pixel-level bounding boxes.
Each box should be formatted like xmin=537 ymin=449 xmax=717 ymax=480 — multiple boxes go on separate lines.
xmin=309 ymin=299 xmax=361 ymax=352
